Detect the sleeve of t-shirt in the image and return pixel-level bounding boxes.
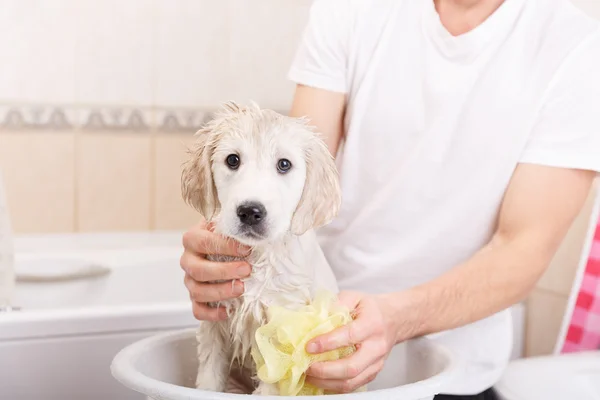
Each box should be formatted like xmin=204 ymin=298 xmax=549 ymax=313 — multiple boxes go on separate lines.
xmin=519 ymin=32 xmax=600 ymax=173
xmin=287 ymin=0 xmax=353 ymax=94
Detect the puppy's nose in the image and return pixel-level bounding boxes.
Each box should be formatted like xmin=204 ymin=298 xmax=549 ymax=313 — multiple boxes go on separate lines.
xmin=237 ymin=202 xmax=266 ymax=226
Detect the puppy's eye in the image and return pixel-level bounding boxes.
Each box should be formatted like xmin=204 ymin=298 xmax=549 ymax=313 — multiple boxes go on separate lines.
xmin=226 ymin=154 xmax=240 ymax=170
xmin=277 ymin=159 xmax=292 ymax=174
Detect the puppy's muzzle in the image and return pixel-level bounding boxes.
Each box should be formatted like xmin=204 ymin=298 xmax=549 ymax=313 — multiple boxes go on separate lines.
xmin=236 ymin=202 xmax=267 ymax=227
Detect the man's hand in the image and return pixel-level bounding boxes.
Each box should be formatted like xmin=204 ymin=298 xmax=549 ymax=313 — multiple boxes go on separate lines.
xmin=180 ymin=219 xmax=252 ymax=321
xmin=304 ymin=291 xmax=409 ymax=394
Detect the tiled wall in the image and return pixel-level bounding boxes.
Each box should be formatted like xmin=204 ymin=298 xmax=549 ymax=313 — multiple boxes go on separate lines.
xmin=0 ymin=0 xmax=312 ymax=233
xmin=0 ymin=108 xmax=230 ymax=233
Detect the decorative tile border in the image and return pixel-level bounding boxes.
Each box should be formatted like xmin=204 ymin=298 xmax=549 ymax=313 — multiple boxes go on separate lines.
xmin=0 ymin=104 xmax=288 ymax=133
xmin=0 ymin=105 xmax=77 ymax=131
xmin=80 ymin=108 xmax=153 ymax=132
xmin=155 ymin=109 xmax=212 ymax=133
xmin=0 ymin=104 xmax=209 ymax=133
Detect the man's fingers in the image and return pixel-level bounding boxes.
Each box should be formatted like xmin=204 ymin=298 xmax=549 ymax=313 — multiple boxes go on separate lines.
xmin=182 ymin=228 xmax=250 ymax=257
xmin=206 ymin=221 xmax=216 ymax=232
xmin=190 ymin=300 xmax=228 ymax=322
xmin=181 ymin=252 xmax=251 ymax=282
xmin=336 ymin=291 xmax=362 ymax=311
xmin=184 ymin=275 xmax=245 ymax=303
xmin=306 ymin=342 xmax=382 ymax=380
xmin=306 ymin=320 xmax=371 ymax=354
xmin=306 ymin=359 xmax=384 ymax=394
xmin=181 ymin=219 xmax=250 ymax=323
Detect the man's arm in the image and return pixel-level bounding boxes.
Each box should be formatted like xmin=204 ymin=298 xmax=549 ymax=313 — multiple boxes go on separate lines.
xmin=290 ymin=84 xmax=346 ymax=156
xmin=302 ymin=163 xmax=596 ymax=393
xmin=391 ymin=163 xmax=596 ymax=341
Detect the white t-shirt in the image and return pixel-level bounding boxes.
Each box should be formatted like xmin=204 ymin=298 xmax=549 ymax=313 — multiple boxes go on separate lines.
xmin=288 ymin=0 xmax=600 ymax=395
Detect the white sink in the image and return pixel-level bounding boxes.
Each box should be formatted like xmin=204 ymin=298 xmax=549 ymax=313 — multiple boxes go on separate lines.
xmin=496 ymin=351 xmax=600 ymax=400
xmin=0 ymin=231 xmax=198 ymax=400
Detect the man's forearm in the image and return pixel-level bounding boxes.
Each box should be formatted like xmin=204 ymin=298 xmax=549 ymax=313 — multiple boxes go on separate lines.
xmin=387 ymin=166 xmax=595 ymax=343
xmin=385 ymin=232 xmax=557 ymax=344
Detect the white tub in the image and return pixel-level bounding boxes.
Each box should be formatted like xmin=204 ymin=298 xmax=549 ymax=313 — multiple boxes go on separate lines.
xmin=0 ymin=231 xmax=197 ymax=400
xmin=111 ymin=329 xmax=460 ymax=400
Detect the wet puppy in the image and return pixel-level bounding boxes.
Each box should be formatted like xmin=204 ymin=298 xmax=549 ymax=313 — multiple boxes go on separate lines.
xmin=181 ymin=102 xmax=341 ymax=395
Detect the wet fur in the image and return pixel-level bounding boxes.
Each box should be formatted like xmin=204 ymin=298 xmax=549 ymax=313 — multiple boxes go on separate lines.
xmin=181 ymin=102 xmax=341 ymax=395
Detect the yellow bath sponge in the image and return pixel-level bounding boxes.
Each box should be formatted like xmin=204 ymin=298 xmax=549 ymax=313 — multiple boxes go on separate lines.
xmin=251 ymin=291 xmax=356 ymax=396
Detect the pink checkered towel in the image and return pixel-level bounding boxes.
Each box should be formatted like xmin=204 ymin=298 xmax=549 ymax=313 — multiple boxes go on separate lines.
xmin=560 ymin=214 xmax=600 ymax=353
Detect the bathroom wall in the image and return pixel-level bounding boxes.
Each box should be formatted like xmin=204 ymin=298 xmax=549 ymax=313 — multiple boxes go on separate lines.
xmin=0 ymin=0 xmax=312 ymax=233
xmin=1 ymin=0 xmax=599 ymax=357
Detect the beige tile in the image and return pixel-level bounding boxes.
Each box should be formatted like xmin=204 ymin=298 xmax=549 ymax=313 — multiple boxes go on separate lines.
xmin=536 ymin=183 xmax=598 ymax=295
xmin=0 ymin=131 xmax=75 ymax=233
xmin=154 ymin=134 xmax=200 ymax=230
xmin=77 ymin=133 xmax=151 ymax=231
xmin=525 ymin=288 xmax=569 ymax=357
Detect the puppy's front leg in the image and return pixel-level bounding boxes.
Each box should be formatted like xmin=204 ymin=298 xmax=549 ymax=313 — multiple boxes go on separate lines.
xmin=195 ymin=321 xmax=228 ymax=392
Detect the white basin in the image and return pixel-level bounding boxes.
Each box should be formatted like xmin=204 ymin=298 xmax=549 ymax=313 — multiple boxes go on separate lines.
xmin=0 ymin=231 xmax=197 ymax=400
xmin=111 ymin=328 xmax=461 ymax=400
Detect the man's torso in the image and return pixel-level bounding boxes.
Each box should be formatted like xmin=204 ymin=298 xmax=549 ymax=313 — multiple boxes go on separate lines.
xmin=313 ymin=0 xmax=598 ymax=394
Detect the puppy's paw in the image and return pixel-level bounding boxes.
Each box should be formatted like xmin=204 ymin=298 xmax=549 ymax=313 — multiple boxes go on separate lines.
xmin=356 ymin=384 xmax=368 ymax=392
xmin=195 ymin=379 xmax=221 ymax=392
xmin=195 ymin=366 xmax=226 ymax=392
xmin=253 ymin=382 xmax=280 ymax=396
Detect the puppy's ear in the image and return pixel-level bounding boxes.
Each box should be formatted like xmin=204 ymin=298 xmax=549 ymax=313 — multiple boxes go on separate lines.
xmin=291 ymin=134 xmax=341 ymax=235
xmin=181 ymin=126 xmax=220 ymax=221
